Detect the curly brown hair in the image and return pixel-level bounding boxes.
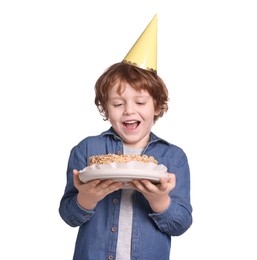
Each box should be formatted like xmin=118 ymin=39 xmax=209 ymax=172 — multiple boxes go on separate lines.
xmin=94 ymin=62 xmax=169 ymax=122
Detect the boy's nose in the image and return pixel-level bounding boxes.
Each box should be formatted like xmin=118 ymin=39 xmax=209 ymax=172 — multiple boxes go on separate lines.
xmin=123 ymin=103 xmax=135 ymax=115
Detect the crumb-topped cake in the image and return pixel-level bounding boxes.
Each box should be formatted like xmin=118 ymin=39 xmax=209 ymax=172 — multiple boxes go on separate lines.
xmin=89 ymin=154 xmax=158 ymax=166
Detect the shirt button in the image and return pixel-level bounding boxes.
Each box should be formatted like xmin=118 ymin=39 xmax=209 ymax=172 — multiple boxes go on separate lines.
xmin=111 ymin=227 xmax=117 ymax=232
xmin=113 ymin=199 xmax=118 ymax=204
xmin=108 ymin=256 xmax=113 ymax=260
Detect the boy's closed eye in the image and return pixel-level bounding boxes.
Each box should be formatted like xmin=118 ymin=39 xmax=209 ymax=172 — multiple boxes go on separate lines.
xmin=113 ymin=103 xmax=124 ymax=107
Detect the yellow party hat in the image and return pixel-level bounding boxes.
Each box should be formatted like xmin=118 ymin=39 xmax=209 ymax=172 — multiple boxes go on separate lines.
xmin=123 ymin=14 xmax=158 ymax=73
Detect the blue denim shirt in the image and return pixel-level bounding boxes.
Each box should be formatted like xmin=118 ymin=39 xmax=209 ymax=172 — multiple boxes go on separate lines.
xmin=59 ymin=128 xmax=192 ymax=260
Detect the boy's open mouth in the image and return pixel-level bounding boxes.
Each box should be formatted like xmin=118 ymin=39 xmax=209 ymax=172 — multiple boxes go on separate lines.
xmin=123 ymin=120 xmax=140 ymax=130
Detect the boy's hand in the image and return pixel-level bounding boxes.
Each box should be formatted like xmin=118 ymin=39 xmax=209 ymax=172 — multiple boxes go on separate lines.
xmin=129 ymin=173 xmax=176 ymax=213
xmin=73 ymin=169 xmax=124 ymax=210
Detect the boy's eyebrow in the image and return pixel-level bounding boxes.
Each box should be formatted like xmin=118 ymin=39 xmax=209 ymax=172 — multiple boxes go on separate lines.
xmin=108 ymin=97 xmax=123 ymax=100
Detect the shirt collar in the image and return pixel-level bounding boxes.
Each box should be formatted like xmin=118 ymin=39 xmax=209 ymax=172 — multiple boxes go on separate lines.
xmin=101 ymin=127 xmax=170 ymax=145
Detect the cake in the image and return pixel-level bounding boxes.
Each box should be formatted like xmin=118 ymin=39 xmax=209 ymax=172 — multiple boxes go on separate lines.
xmin=89 ymin=153 xmax=158 ymax=166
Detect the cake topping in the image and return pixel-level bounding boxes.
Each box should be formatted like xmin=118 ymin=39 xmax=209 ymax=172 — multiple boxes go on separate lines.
xmin=89 ymin=154 xmax=158 ymax=166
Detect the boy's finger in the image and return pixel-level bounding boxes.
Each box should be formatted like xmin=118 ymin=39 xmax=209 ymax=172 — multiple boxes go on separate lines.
xmin=73 ymin=169 xmax=80 ymax=186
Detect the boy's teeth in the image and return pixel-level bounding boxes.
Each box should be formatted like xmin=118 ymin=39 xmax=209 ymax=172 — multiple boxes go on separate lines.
xmin=126 ymin=120 xmax=137 ymax=124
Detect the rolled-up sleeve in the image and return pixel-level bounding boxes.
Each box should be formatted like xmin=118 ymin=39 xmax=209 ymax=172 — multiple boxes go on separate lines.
xmin=149 ymin=148 xmax=193 ymax=236
xmin=59 ymin=145 xmax=94 ymax=227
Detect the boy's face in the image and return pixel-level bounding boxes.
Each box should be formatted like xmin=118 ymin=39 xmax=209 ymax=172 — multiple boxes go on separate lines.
xmin=106 ymin=82 xmax=159 ymax=148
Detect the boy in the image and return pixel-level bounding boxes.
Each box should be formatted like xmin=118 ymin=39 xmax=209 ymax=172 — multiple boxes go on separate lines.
xmin=59 ymin=15 xmax=192 ymax=260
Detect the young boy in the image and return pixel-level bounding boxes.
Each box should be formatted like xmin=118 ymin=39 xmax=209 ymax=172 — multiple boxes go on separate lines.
xmin=59 ymin=15 xmax=192 ymax=260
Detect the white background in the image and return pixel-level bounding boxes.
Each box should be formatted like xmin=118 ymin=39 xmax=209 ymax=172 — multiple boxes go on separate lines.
xmin=1 ymin=0 xmax=257 ymax=259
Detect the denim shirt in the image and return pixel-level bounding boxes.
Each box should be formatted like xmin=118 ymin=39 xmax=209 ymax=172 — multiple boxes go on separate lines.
xmin=59 ymin=128 xmax=193 ymax=260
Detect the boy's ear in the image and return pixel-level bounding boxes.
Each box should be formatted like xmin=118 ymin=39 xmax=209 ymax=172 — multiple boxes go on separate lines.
xmin=154 ymin=107 xmax=161 ymax=116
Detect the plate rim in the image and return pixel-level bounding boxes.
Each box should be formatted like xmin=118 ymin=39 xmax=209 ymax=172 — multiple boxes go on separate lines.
xmin=79 ymin=166 xmax=168 ymax=183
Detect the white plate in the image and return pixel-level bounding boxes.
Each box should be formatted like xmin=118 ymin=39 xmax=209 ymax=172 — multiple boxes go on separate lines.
xmin=79 ymin=161 xmax=169 ymax=184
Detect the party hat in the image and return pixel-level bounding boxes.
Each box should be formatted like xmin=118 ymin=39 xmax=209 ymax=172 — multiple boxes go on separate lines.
xmin=123 ymin=14 xmax=157 ymax=73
